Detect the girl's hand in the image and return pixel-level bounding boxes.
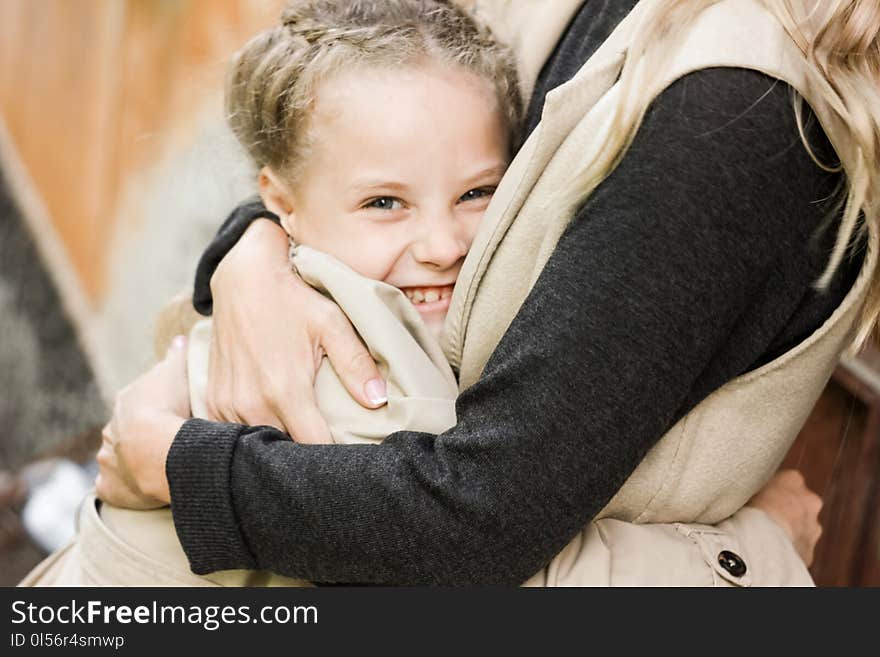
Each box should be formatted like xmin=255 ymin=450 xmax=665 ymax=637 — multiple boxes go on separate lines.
xmin=746 ymin=469 xmax=823 ymax=567
xmin=95 ymin=338 xmax=189 ymax=508
xmin=205 ymin=219 xmax=387 ymax=443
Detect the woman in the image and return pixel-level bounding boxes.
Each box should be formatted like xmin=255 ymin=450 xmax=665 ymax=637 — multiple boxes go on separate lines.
xmin=97 ymin=0 xmax=878 ymax=585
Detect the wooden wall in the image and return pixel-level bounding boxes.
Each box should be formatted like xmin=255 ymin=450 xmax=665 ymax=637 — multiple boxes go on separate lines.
xmin=0 ymin=0 xmax=283 ymax=303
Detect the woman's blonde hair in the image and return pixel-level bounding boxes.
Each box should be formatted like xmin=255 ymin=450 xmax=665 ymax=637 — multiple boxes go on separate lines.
xmin=563 ymin=0 xmax=880 ymax=347
xmin=225 ymin=0 xmax=521 ymax=181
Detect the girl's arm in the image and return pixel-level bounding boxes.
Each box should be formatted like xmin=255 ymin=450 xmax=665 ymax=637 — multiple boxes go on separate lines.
xmin=122 ymin=67 xmax=848 ymax=584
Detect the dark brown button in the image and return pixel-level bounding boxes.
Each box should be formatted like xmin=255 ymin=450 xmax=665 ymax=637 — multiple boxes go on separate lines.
xmin=718 ymin=550 xmax=747 ymax=577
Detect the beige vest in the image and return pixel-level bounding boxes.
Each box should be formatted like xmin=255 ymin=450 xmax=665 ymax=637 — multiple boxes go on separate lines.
xmin=448 ymin=0 xmax=877 ymax=584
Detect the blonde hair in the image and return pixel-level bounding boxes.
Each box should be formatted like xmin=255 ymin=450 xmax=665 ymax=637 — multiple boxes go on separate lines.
xmin=562 ymin=0 xmax=880 ymax=347
xmin=225 ymin=0 xmax=521 ymax=181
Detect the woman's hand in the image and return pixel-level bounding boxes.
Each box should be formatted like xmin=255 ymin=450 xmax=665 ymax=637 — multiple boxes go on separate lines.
xmin=746 ymin=469 xmax=823 ymax=567
xmin=205 ymin=218 xmax=387 ymax=442
xmin=95 ymin=338 xmax=190 ymax=508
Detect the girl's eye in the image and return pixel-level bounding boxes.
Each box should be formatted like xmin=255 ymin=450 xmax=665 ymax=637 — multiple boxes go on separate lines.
xmin=459 ymin=187 xmax=496 ymax=203
xmin=364 ymin=197 xmax=404 ymax=211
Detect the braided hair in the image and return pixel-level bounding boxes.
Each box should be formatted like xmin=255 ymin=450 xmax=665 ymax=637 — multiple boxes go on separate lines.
xmin=226 ymin=0 xmax=522 ymax=181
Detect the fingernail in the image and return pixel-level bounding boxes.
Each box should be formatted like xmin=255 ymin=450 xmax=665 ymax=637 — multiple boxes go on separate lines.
xmin=365 ymin=378 xmax=387 ymax=406
xmin=171 ymin=335 xmax=187 ymax=350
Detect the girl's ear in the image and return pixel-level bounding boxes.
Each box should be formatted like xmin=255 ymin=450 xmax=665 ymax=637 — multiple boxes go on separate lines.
xmin=258 ymin=166 xmax=297 ymax=235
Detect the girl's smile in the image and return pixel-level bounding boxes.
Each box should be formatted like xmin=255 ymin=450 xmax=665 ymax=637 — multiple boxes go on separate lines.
xmin=399 ymin=284 xmax=455 ymax=320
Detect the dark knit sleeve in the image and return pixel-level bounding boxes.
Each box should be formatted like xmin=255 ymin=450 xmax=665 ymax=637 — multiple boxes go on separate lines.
xmin=168 ymin=67 xmax=849 ymax=584
xmin=192 ymin=199 xmax=281 ymax=316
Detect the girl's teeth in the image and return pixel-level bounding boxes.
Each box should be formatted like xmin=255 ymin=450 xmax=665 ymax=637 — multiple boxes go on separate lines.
xmin=402 ymin=286 xmax=453 ymax=304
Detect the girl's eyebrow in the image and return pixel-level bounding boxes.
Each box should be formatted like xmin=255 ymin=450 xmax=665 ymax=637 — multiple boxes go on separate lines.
xmin=349 ymin=163 xmax=507 ymax=195
xmin=349 ymin=180 xmax=411 ymax=194
xmin=462 ymin=163 xmax=507 ymax=185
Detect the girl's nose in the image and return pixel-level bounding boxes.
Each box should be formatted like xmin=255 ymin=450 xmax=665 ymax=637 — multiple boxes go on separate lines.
xmin=411 ymin=213 xmax=469 ymax=269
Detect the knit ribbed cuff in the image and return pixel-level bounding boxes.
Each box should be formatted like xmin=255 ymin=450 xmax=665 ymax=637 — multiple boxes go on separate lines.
xmin=192 ymin=201 xmax=281 ymax=316
xmin=167 ymin=418 xmax=257 ymax=574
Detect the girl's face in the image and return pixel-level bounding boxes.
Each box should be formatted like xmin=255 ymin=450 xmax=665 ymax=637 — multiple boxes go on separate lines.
xmin=260 ymin=61 xmax=509 ymax=339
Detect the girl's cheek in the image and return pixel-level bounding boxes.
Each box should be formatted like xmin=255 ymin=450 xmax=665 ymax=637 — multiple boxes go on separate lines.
xmin=347 ymin=232 xmax=407 ymax=281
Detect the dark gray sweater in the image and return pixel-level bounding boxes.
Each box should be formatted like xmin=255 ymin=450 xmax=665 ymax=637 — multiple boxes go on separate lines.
xmin=168 ymin=0 xmax=860 ymax=584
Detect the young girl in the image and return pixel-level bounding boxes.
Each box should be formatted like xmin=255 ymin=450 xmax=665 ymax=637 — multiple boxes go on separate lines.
xmin=23 ymin=0 xmax=821 ymax=586
xmin=185 ymin=0 xmax=520 ymax=444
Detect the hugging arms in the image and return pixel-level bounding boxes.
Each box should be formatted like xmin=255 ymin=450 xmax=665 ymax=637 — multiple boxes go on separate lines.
xmin=178 ymin=76 xmax=840 ymax=584
xmin=93 ymin=0 xmax=877 ymax=585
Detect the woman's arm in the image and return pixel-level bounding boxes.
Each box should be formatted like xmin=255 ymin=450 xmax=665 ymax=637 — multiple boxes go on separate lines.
xmin=159 ymin=68 xmax=848 ymax=584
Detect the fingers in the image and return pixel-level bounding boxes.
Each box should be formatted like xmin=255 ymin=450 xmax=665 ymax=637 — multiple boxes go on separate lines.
xmin=217 ymin=386 xmax=285 ymax=431
xmin=751 ymin=469 xmax=825 ymax=567
xmin=95 ymin=470 xmax=161 ymax=510
xmin=774 ymin=469 xmax=824 ymax=516
xmin=166 ymin=333 xmax=187 ymax=356
xmin=280 ymin=387 xmax=333 ymax=444
xmin=204 ymin=321 xmax=330 ymax=440
xmin=94 ymin=445 xmax=121 ymax=502
xmin=775 ymin=468 xmax=805 ymax=488
xmin=318 ymin=305 xmax=386 ymax=409
xmin=793 ymin=478 xmax=823 ymax=568
xmin=95 ymin=423 xmax=152 ymax=509
xmin=206 ymin=323 xmax=284 ymax=429
xmin=801 ymin=524 xmax=822 ymax=568
xmin=95 ymin=423 xmax=116 ymax=494
xmin=205 ymin=325 xmax=246 ymax=425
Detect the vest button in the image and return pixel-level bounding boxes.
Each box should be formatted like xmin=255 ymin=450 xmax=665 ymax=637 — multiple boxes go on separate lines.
xmin=718 ymin=550 xmax=747 ymax=577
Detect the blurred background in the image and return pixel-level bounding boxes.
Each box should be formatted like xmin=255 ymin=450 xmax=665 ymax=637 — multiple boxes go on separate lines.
xmin=0 ymin=0 xmax=877 ymax=586
xmin=0 ymin=0 xmax=283 ymax=583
